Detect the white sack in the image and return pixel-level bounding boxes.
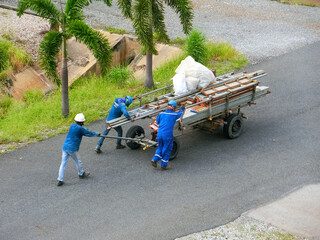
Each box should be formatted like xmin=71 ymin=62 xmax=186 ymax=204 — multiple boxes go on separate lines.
xmin=175 ymin=56 xmax=198 ymax=78
xmin=198 ymin=68 xmax=216 ymax=89
xmin=175 ymin=56 xmax=216 ymax=90
xmin=172 ymin=73 xmax=188 ymax=95
xmin=185 ymin=76 xmax=199 ymax=91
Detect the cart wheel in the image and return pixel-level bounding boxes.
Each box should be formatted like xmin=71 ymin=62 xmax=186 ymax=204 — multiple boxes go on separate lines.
xmin=169 ymin=137 xmax=180 ymax=160
xmin=126 ymin=125 xmax=145 ymax=149
xmin=223 ymin=114 xmax=243 ymax=139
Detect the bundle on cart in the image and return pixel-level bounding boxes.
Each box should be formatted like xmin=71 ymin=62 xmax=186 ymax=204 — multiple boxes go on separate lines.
xmin=172 ymin=56 xmax=216 ymax=95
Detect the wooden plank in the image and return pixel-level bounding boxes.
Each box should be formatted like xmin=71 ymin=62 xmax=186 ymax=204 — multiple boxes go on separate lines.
xmin=239 ymin=78 xmax=252 ymax=85
xmin=201 ymin=89 xmax=217 ymax=96
xmin=215 ymin=85 xmax=229 ymax=92
xmin=190 ymin=105 xmax=208 ymax=113
xmin=226 ymin=82 xmax=241 ymax=88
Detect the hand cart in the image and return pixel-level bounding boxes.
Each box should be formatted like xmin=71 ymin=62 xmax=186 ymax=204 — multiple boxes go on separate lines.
xmin=101 ymin=70 xmax=270 ymax=159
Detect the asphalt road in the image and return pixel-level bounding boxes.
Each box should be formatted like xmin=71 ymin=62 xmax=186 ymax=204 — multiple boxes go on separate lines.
xmin=0 ymin=41 xmax=319 ymax=239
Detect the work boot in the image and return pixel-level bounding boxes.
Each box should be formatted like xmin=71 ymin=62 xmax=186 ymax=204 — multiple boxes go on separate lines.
xmin=161 ymin=164 xmax=171 ymax=170
xmin=79 ymin=172 xmax=90 ymax=179
xmin=151 ymin=160 xmax=157 ymax=168
xmin=95 ymin=146 xmax=102 ymax=153
xmin=57 ymin=180 xmax=64 ymax=186
xmin=116 ymin=144 xmax=126 ymax=149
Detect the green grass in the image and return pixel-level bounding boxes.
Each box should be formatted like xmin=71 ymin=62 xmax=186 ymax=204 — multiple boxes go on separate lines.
xmin=0 ymin=96 xmax=12 ymax=119
xmin=0 ymin=39 xmax=31 ymax=83
xmin=270 ymin=0 xmax=319 ymax=7
xmin=171 ymin=37 xmax=187 ymax=47
xmin=105 ymin=26 xmax=128 ymax=34
xmin=256 ymin=230 xmax=302 ymax=240
xmin=107 ymin=66 xmax=134 ymax=86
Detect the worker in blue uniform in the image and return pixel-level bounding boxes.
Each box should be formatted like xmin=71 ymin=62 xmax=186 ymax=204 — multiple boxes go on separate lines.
xmin=57 ymin=113 xmax=100 ymax=186
xmin=95 ymin=96 xmax=136 ymax=153
xmin=151 ymin=100 xmax=185 ymax=170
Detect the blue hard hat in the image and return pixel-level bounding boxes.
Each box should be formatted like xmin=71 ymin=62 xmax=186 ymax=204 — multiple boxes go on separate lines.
xmin=168 ymin=100 xmax=177 ymax=107
xmin=125 ymin=96 xmax=134 ymax=106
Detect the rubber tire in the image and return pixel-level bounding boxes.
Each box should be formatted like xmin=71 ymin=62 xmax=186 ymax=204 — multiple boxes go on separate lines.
xmin=223 ymin=114 xmax=243 ymax=139
xmin=169 ymin=137 xmax=180 ymax=160
xmin=126 ymin=125 xmax=145 ymax=149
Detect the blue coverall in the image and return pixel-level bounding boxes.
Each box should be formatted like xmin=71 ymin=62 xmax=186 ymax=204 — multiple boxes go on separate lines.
xmin=58 ymin=123 xmax=99 ymax=181
xmin=97 ymin=98 xmax=132 ymax=148
xmin=152 ymin=106 xmax=185 ymax=167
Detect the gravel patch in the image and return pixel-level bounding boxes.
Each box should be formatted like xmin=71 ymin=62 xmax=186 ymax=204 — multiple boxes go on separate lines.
xmin=175 ymin=215 xmax=308 ymax=240
xmin=0 ymin=7 xmax=49 ymax=62
xmin=80 ymin=0 xmax=320 ymax=64
xmin=1 ymin=0 xmax=319 ymax=64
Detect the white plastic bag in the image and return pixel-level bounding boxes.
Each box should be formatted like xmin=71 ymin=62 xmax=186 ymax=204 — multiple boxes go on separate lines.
xmin=175 ymin=56 xmax=216 ymax=90
xmin=172 ymin=73 xmax=188 ymax=95
xmin=185 ymin=76 xmax=199 ymax=91
xmin=198 ymin=67 xmax=216 ymax=89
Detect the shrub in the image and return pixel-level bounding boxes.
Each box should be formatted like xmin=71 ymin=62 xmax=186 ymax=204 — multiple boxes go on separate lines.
xmin=107 ymin=66 xmax=132 ymax=86
xmin=186 ymin=29 xmax=207 ymax=64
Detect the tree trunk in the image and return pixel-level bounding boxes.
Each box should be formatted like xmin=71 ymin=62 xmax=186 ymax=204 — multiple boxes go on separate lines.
xmin=144 ymin=52 xmax=154 ymax=88
xmin=61 ymin=38 xmax=69 ymax=117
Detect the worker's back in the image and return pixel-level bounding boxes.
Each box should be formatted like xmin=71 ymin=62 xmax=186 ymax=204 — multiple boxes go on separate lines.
xmin=107 ymin=98 xmax=130 ymax=121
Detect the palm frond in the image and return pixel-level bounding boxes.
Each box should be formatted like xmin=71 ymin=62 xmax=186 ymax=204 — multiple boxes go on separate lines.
xmin=164 ymin=0 xmax=193 ymax=35
xmin=67 ymin=20 xmax=112 ymax=75
xmin=17 ymin=0 xmax=60 ymax=24
xmin=151 ymin=0 xmax=169 ymax=43
xmin=133 ymin=0 xmax=157 ymax=54
xmin=39 ymin=31 xmax=62 ymax=85
xmin=65 ymin=0 xmax=90 ymax=21
xmin=117 ymin=0 xmax=132 ymax=19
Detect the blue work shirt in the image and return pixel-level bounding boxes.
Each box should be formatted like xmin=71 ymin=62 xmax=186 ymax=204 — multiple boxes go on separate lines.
xmin=62 ymin=123 xmax=99 ymax=152
xmin=107 ymin=98 xmax=131 ymax=121
xmin=156 ymin=107 xmax=185 ymax=139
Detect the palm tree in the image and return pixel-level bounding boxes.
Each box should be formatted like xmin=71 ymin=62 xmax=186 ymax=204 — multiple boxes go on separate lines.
xmin=17 ymin=0 xmax=113 ymax=117
xmin=117 ymin=0 xmax=193 ymax=88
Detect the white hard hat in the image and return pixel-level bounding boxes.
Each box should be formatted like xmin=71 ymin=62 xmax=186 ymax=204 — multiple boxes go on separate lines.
xmin=74 ymin=113 xmax=86 ymax=122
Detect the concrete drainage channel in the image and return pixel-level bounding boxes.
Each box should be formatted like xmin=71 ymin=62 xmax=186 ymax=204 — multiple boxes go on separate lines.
xmin=7 ymin=33 xmax=141 ymax=99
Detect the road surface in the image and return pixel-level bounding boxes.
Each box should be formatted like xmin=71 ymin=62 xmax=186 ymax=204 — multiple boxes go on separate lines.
xmin=0 ymin=41 xmax=319 ymax=240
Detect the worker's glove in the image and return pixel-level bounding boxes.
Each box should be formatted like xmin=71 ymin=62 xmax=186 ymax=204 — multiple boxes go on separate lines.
xmin=97 ymin=133 xmax=101 ymax=137
xmin=131 ymin=117 xmax=135 ymax=122
xmin=134 ymin=95 xmax=139 ymax=99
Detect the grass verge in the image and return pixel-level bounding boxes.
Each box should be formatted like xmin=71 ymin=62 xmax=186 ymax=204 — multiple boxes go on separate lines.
xmin=270 ymin=0 xmax=320 ymax=7
xmin=0 ymin=76 xmax=145 ymax=147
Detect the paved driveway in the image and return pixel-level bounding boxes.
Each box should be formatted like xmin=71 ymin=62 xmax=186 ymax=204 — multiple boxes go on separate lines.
xmin=0 ymin=41 xmax=319 ymax=240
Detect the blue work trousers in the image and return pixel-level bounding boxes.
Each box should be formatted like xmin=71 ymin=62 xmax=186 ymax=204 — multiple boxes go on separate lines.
xmin=97 ymin=124 xmax=123 ymax=147
xmin=152 ymin=136 xmax=173 ymax=167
